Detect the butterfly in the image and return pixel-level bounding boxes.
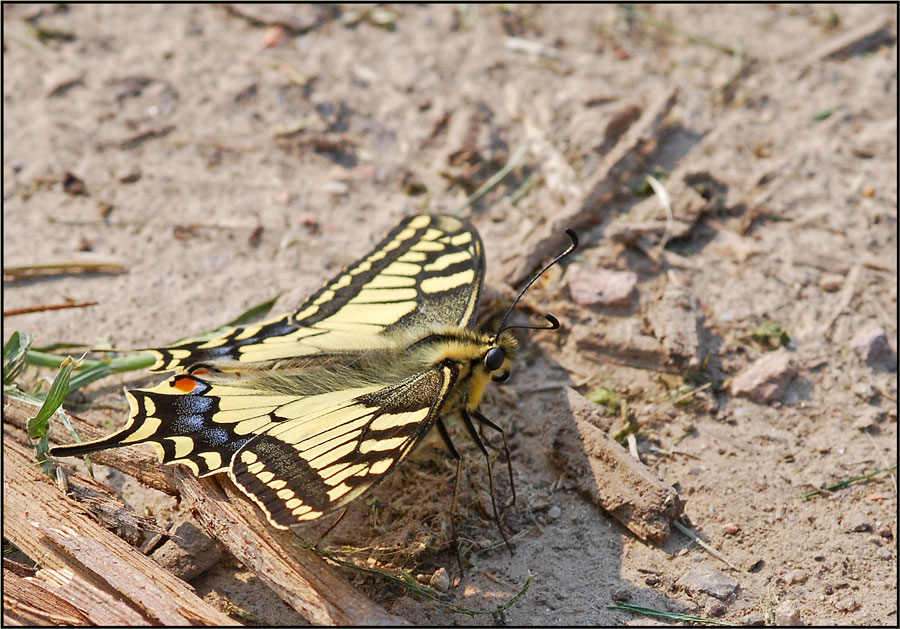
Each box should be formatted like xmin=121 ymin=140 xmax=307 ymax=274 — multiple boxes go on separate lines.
xmin=51 ymin=214 xmax=577 ymax=533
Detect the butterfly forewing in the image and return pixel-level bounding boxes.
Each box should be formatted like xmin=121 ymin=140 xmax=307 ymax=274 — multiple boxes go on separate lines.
xmin=150 ymin=214 xmax=484 ymax=371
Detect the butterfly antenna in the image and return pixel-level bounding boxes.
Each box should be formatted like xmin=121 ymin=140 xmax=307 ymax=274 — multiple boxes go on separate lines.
xmin=496 ymin=229 xmax=578 ymax=336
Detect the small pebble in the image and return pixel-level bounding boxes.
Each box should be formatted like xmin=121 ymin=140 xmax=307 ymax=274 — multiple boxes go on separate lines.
xmin=63 ymin=172 xmax=88 ymax=196
xmin=722 ymin=522 xmax=741 ymax=535
xmin=730 ymin=349 xmax=799 ymax=403
xmin=852 ymin=382 xmax=877 ymax=401
xmin=774 ymin=599 xmax=803 ymax=626
xmin=676 ymin=568 xmax=738 ymax=601
xmin=744 ymin=558 xmax=765 ymax=572
xmin=832 ymin=596 xmax=859 ymax=612
xmin=877 ymin=525 xmax=893 ymax=540
xmin=849 ymin=322 xmax=891 ymax=365
xmin=429 ymin=567 xmax=450 ymax=593
xmin=740 ymin=612 xmax=766 ymax=626
xmin=819 ymin=273 xmax=844 ymax=292
xmin=785 ymin=569 xmax=808 ymax=585
xmin=842 ymin=510 xmax=871 ymax=533
xmin=547 ymin=505 xmax=562 ymax=520
xmin=706 ymin=602 xmax=727 ymax=617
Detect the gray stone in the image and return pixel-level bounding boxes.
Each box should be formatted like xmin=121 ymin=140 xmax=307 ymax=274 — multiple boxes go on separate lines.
xmin=842 ymin=510 xmax=871 ymax=533
xmin=774 ymin=599 xmax=803 ymax=626
xmin=739 ymin=611 xmax=766 ymax=626
xmin=849 ymin=322 xmax=891 ymax=365
xmin=676 ymin=567 xmax=739 ymax=601
xmin=152 ymin=520 xmax=224 ymax=581
xmin=832 ymin=596 xmax=859 ymax=612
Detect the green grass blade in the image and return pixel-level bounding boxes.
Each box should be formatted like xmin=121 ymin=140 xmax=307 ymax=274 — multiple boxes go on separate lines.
xmin=26 ymin=356 xmax=77 ymax=476
xmin=801 ymin=465 xmax=898 ymax=499
xmin=225 ymin=293 xmax=281 ymax=327
xmin=27 ymin=357 xmax=75 ymax=439
xmin=3 ymin=331 xmax=35 ymax=385
xmin=607 ymin=602 xmax=731 ymax=625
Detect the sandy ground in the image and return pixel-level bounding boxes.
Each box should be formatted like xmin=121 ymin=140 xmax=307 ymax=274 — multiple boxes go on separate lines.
xmin=3 ymin=4 xmax=897 ymax=626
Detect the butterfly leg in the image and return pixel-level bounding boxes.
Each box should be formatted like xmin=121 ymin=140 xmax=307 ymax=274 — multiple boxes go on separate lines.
xmin=472 ymin=409 xmax=517 ymax=508
xmin=314 ymin=504 xmax=351 ymax=548
xmin=434 ymin=417 xmax=463 ymax=526
xmin=476 ymin=422 xmax=500 ymax=451
xmin=460 ymin=409 xmax=512 ymax=555
xmin=436 ymin=416 xmax=465 ymax=576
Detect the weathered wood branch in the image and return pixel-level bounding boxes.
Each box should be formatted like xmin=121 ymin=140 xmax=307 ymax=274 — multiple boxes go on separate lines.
xmin=546 ymin=389 xmax=684 ymax=543
xmin=502 ymin=87 xmax=679 ymax=286
xmin=3 ymin=437 xmax=238 ymax=625
xmin=176 ymin=469 xmax=409 ymax=625
xmin=3 ymin=559 xmax=91 ymax=626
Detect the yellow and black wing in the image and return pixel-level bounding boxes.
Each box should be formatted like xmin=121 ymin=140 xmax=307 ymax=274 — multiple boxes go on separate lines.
xmin=52 ymin=363 xmax=459 ymax=529
xmin=231 ymin=364 xmax=457 ymax=528
xmin=150 ymin=214 xmax=484 ymax=371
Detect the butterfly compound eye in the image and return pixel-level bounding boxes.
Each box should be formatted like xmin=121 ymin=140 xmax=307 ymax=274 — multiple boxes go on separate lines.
xmin=485 ymin=347 xmax=506 ymax=372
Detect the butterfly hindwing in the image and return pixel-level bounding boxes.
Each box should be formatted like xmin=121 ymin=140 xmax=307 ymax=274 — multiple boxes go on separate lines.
xmin=150 ymin=214 xmax=484 ymax=371
xmin=49 ymin=372 xmax=347 ymax=477
xmin=230 ymin=364 xmax=457 ymax=528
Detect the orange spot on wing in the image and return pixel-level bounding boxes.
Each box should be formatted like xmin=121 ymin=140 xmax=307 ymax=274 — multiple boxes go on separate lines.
xmin=192 ymin=368 xmax=211 ymax=375
xmin=173 ymin=376 xmax=197 ymax=393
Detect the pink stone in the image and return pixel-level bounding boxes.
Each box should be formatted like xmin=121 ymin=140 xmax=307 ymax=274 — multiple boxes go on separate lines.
xmin=731 ymin=349 xmax=799 ymax=404
xmin=566 ymin=263 xmax=637 ymax=307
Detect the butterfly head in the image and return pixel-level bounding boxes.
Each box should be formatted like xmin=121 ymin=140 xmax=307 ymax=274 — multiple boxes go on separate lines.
xmin=484 ymin=331 xmax=518 ymax=383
